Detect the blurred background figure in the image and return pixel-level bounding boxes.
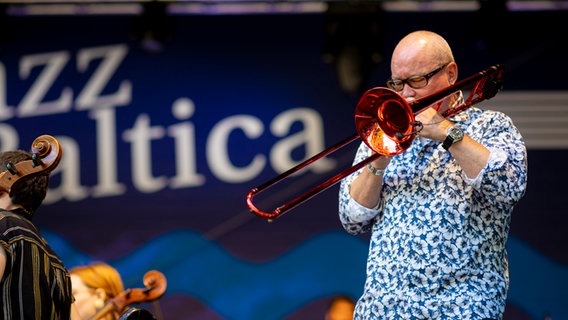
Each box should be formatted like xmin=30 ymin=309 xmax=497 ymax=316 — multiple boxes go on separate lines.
xmin=70 ymin=261 xmax=125 ymax=320
xmin=70 ymin=262 xmax=165 ymax=320
xmin=325 ymin=294 xmax=356 ymax=320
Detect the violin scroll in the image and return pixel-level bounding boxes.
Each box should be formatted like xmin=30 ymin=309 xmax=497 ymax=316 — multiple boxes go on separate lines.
xmin=90 ymin=270 xmax=168 ymax=320
xmin=141 ymin=270 xmax=167 ymax=301
xmin=0 ymin=134 xmax=63 ymax=196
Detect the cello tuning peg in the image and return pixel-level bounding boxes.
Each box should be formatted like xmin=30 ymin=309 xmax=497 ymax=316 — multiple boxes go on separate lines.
xmin=6 ymin=163 xmax=18 ymax=175
xmin=31 ymin=153 xmax=44 ymax=167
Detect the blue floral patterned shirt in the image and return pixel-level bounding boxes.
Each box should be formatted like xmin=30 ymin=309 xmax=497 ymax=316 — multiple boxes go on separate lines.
xmin=338 ymin=104 xmax=528 ymax=320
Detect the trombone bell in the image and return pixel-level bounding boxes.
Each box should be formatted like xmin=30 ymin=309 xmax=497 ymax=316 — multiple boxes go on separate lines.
xmin=355 ymin=88 xmax=415 ymax=156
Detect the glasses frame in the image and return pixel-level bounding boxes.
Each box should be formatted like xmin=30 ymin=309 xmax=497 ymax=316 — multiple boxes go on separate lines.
xmin=387 ymin=63 xmax=449 ymax=92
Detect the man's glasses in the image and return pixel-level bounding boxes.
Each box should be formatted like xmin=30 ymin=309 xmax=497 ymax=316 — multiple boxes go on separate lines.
xmin=386 ymin=63 xmax=449 ymax=92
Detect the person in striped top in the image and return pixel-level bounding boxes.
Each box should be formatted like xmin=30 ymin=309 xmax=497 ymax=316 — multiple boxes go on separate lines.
xmin=0 ymin=149 xmax=73 ymax=319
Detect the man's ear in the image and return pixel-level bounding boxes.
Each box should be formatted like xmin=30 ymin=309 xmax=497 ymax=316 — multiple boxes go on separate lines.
xmin=447 ymin=62 xmax=458 ymax=84
xmin=0 ymin=191 xmax=11 ymax=207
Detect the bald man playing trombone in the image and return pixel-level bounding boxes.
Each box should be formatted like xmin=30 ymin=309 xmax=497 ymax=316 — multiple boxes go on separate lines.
xmin=339 ymin=30 xmax=528 ymax=320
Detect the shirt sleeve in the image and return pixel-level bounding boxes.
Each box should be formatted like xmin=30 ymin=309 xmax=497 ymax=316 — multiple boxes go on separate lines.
xmin=338 ymin=142 xmax=380 ymax=235
xmin=465 ymin=110 xmax=528 ymax=209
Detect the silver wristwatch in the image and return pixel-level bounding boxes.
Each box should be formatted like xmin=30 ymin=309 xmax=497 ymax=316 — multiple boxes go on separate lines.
xmin=442 ymin=126 xmax=464 ymax=150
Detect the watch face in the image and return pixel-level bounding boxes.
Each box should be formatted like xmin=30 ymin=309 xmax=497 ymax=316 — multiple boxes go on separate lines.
xmin=449 ymin=127 xmax=463 ymax=140
xmin=443 ymin=126 xmax=463 ymax=150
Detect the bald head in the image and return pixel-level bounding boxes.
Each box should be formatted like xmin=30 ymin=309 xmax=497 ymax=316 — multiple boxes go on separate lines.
xmin=391 ymin=30 xmax=454 ymax=75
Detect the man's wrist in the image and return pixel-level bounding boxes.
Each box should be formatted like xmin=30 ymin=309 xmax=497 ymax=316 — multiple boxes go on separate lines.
xmin=367 ymin=163 xmax=385 ymax=176
xmin=442 ymin=126 xmax=464 ymax=150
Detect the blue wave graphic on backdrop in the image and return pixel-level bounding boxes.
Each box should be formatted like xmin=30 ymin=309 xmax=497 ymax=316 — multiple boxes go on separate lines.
xmin=506 ymin=238 xmax=568 ymax=319
xmin=44 ymin=230 xmax=568 ymax=320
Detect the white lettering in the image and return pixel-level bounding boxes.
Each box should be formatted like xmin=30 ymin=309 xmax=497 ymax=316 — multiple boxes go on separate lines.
xmin=18 ymin=51 xmax=73 ymax=117
xmin=122 ymin=114 xmax=167 ymax=193
xmin=0 ymin=62 xmax=15 ymax=121
xmin=270 ymin=108 xmax=335 ymax=174
xmin=207 ymin=115 xmax=265 ymax=183
xmin=90 ymin=108 xmax=127 ymax=197
xmin=168 ymin=98 xmax=205 ymax=187
xmin=0 ymin=42 xmax=338 ymax=202
xmin=75 ymin=44 xmax=131 ymax=109
xmin=0 ymin=124 xmax=19 ymax=151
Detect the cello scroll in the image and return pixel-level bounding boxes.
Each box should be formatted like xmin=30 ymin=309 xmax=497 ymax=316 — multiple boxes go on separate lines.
xmin=0 ymin=134 xmax=63 ymax=196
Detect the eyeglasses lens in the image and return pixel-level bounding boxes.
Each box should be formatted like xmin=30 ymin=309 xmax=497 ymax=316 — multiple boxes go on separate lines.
xmin=387 ymin=76 xmax=428 ymax=91
xmin=387 ymin=64 xmax=447 ymax=92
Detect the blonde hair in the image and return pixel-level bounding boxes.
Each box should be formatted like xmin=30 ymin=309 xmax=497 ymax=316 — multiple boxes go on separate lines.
xmin=70 ymin=262 xmax=125 ymax=301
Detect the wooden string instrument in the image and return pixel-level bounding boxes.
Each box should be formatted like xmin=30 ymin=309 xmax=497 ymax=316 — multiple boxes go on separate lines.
xmin=0 ymin=134 xmax=62 ymax=195
xmin=89 ymin=270 xmax=167 ymax=320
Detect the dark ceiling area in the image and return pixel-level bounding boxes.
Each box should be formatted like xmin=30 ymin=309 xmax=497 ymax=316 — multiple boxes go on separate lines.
xmin=0 ymin=0 xmax=567 ymax=16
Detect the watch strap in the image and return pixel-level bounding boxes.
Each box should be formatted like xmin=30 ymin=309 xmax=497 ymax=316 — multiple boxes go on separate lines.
xmin=442 ymin=136 xmax=454 ymax=150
